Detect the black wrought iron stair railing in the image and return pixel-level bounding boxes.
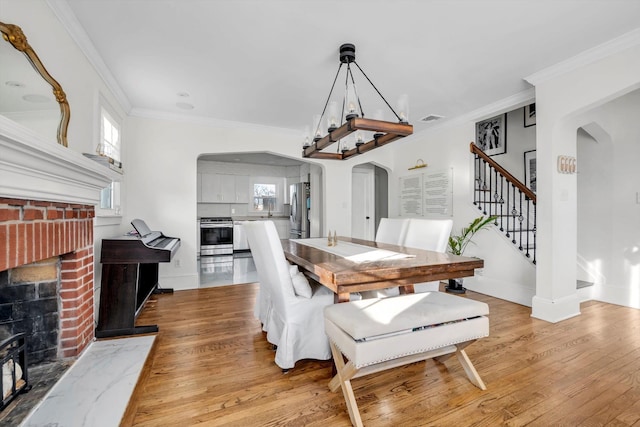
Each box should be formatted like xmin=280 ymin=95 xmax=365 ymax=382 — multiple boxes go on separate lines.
xmin=470 ymin=142 xmax=537 ymax=264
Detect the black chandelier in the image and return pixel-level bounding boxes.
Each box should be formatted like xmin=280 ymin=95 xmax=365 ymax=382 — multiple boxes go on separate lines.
xmin=302 ymin=43 xmax=413 ymax=160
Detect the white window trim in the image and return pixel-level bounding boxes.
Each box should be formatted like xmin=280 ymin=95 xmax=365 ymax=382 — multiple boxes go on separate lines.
xmin=248 ymin=176 xmax=285 ymax=215
xmin=95 ymin=92 xmax=123 ymax=218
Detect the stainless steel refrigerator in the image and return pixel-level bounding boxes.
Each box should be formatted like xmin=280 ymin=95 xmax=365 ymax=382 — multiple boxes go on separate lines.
xmin=289 ymin=182 xmax=310 ymax=239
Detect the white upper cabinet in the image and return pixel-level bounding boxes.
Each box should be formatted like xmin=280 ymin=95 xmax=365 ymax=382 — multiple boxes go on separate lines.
xmin=234 ymin=175 xmax=250 ymax=203
xmin=200 ymin=173 xmax=250 ymax=203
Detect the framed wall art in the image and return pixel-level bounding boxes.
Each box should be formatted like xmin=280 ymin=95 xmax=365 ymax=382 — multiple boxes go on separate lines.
xmin=475 ymin=114 xmax=507 ymax=156
xmin=524 ymin=149 xmax=537 ymax=193
xmin=524 ymin=103 xmax=536 ymax=127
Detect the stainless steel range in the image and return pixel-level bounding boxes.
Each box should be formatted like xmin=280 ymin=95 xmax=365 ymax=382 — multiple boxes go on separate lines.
xmin=200 ymin=217 xmax=233 ymax=256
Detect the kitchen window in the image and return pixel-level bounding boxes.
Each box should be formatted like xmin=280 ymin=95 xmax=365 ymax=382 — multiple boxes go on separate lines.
xmin=253 ymin=183 xmax=276 ymax=212
xmin=249 ymin=177 xmax=284 ymax=214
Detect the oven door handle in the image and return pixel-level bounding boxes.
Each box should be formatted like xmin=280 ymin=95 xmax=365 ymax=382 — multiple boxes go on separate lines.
xmin=200 ymin=223 xmax=233 ymax=229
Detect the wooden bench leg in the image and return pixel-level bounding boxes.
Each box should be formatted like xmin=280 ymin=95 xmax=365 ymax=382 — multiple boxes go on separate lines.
xmin=434 ymin=340 xmax=486 ymax=390
xmin=455 ymin=347 xmax=486 ymax=390
xmin=329 ymin=341 xmax=364 ymax=427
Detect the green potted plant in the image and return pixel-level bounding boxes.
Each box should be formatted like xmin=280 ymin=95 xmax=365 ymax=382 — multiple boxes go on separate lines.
xmin=446 ymin=215 xmax=496 ymax=294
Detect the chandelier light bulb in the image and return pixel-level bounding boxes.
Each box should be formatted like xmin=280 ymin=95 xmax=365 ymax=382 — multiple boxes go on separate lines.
xmin=303 ymin=126 xmax=311 ymax=148
xmin=312 ymin=114 xmax=323 ymax=141
xmin=327 ymin=101 xmax=339 ymax=132
xmin=397 ymin=94 xmax=409 ymax=123
xmin=345 ymin=84 xmax=359 ymax=120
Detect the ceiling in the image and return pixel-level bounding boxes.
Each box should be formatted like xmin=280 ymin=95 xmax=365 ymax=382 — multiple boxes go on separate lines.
xmin=199 ymin=152 xmax=305 ymax=167
xmin=61 ymin=0 xmax=640 ymax=143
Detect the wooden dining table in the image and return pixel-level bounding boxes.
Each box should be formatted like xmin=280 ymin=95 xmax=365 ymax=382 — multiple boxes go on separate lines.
xmin=281 ymin=236 xmax=484 ymax=303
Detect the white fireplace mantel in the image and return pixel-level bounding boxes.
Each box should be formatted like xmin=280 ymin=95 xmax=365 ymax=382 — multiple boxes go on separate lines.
xmin=0 ymin=116 xmax=121 ymax=206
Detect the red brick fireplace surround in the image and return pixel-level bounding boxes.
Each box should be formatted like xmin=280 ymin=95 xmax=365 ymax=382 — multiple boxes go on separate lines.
xmin=0 ymin=197 xmax=95 ymax=359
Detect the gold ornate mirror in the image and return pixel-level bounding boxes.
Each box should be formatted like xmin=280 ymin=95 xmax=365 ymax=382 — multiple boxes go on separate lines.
xmin=0 ymin=21 xmax=70 ymax=147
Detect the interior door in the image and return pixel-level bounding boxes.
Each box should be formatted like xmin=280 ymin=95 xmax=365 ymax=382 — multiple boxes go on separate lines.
xmin=351 ymin=165 xmax=375 ymax=240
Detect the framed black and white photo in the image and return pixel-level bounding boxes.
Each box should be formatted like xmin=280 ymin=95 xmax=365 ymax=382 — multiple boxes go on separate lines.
xmin=524 ymin=150 xmax=537 ymax=193
xmin=475 ymin=114 xmax=507 ymax=156
xmin=524 ymin=103 xmax=536 ymax=127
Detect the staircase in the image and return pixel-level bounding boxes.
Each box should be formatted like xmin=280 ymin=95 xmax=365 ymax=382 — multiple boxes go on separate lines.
xmin=471 ymin=143 xmax=599 ymax=294
xmin=470 ymin=142 xmax=537 ymax=264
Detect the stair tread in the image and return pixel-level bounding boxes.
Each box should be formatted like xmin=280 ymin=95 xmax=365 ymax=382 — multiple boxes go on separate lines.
xmin=577 ymin=280 xmax=594 ymax=289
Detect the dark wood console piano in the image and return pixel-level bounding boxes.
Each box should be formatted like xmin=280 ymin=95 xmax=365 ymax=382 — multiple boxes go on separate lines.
xmin=96 ymin=219 xmax=180 ymax=338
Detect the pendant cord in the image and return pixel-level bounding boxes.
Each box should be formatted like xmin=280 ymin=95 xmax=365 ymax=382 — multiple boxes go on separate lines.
xmin=348 ymin=64 xmax=365 ymax=119
xmin=339 ymin=63 xmax=351 ymax=152
xmin=353 ymin=61 xmax=402 ymax=121
xmin=316 ymin=63 xmax=343 ymax=142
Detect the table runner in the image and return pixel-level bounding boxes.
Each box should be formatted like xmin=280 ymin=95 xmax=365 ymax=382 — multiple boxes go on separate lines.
xmin=291 ymin=238 xmax=415 ymax=263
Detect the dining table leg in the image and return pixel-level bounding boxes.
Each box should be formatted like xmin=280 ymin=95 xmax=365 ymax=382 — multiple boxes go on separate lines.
xmin=399 ymin=284 xmax=415 ymax=294
xmin=335 ymin=292 xmax=351 ymax=303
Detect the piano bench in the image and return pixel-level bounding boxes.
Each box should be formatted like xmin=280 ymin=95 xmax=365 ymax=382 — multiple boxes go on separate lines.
xmin=324 ymin=292 xmax=489 ymax=427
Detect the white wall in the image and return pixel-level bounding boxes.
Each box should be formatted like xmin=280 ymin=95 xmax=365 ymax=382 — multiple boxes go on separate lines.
xmin=531 ymin=40 xmax=640 ymax=322
xmin=388 ymin=122 xmax=536 ymax=306
xmin=500 ymin=107 xmax=538 ymax=183
xmin=606 ymin=90 xmax=640 ymax=305
xmin=577 ymin=90 xmax=640 ymax=308
xmin=577 ymin=125 xmax=613 ymax=286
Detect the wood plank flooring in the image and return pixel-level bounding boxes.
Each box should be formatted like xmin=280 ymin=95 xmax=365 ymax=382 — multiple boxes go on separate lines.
xmin=124 ymin=284 xmax=640 ymax=426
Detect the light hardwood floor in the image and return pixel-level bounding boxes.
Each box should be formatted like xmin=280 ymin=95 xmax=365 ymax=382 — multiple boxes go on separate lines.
xmin=123 ymin=284 xmax=640 ymax=426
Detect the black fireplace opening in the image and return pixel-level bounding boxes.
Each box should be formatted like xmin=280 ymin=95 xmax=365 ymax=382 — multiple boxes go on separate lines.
xmin=0 ymin=269 xmax=60 ymax=366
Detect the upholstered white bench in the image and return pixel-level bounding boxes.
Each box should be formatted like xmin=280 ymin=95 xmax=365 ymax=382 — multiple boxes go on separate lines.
xmin=324 ymin=292 xmax=489 ymax=427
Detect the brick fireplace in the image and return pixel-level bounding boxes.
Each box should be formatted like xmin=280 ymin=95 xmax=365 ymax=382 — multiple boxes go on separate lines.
xmin=0 ymin=198 xmax=95 ymax=363
xmin=1 ymin=117 xmax=118 ymax=365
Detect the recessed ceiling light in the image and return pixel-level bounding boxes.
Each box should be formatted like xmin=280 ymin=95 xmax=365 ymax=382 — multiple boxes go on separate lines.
xmin=5 ymin=81 xmax=25 ymax=88
xmin=420 ymin=114 xmax=444 ymax=122
xmin=22 ymin=94 xmax=50 ymax=103
xmin=177 ymin=92 xmax=190 ymax=98
xmin=176 ymin=102 xmax=194 ymax=110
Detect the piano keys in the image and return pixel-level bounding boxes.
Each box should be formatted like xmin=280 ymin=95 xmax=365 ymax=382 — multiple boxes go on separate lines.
xmin=96 ymin=219 xmax=181 ymax=338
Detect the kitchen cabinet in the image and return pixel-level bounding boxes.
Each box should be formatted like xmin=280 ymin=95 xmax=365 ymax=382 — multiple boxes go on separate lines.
xmin=233 ymin=222 xmax=249 ymax=251
xmin=234 ymin=175 xmax=250 ymax=203
xmin=200 ymin=173 xmax=250 ymax=203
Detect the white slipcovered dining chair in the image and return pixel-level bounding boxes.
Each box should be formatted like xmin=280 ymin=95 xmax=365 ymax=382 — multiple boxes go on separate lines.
xmin=235 ymin=221 xmax=274 ymax=333
xmin=359 ymin=218 xmax=411 ymax=298
xmin=403 ymin=218 xmax=453 ymax=292
xmin=364 ymin=218 xmax=453 ymax=298
xmin=375 ymin=218 xmax=409 ymax=245
xmin=243 ymin=220 xmax=335 ymax=370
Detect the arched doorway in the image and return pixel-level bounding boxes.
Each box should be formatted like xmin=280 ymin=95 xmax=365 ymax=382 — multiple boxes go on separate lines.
xmin=351 ymin=163 xmax=388 ymax=240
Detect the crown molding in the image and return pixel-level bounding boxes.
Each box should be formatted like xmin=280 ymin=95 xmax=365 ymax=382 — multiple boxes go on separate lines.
xmin=46 ymin=0 xmax=132 ymax=113
xmin=405 ymin=88 xmax=536 ymax=143
xmin=525 ymin=28 xmax=640 ymax=86
xmin=129 ymin=107 xmax=300 ymax=136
